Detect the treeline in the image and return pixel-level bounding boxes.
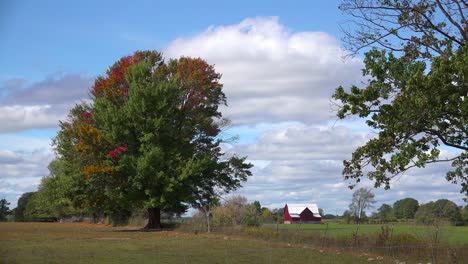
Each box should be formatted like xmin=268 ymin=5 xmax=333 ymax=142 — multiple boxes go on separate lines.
xmin=191 ymin=195 xmax=284 ymax=232
xmin=9 ymin=159 xmax=152 ymax=225
xmin=343 ymin=197 xmax=468 ymax=226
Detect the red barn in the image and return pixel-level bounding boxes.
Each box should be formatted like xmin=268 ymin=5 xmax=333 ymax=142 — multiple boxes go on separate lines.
xmin=284 ymin=203 xmax=321 ymax=224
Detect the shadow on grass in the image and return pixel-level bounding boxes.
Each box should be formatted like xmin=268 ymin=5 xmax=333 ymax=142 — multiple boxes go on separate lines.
xmin=114 ymin=221 xmax=180 ymax=232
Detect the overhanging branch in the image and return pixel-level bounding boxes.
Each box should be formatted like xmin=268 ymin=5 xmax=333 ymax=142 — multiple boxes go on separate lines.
xmin=425 ymin=129 xmax=468 ymax=150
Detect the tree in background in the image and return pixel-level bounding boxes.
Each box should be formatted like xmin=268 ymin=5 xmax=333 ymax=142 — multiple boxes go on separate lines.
xmin=0 ymin=199 xmax=11 ymax=222
xmin=271 ymin=208 xmax=285 ymax=223
xmin=377 ymin=203 xmax=393 ymax=222
xmin=260 ymin=207 xmax=274 ymax=223
xmin=54 ymin=51 xmax=252 ymax=229
xmin=415 ymin=199 xmax=463 ymax=225
xmin=23 ymin=160 xmax=76 ymax=222
xmin=415 ymin=202 xmax=436 ymax=225
xmin=319 ymin=208 xmax=324 ymax=216
xmin=349 ymin=187 xmax=376 ymax=223
xmin=210 ymin=197 xmax=263 ymax=227
xmin=342 ymin=210 xmax=353 ymax=224
xmin=334 ymin=0 xmax=467 ymax=198
xmin=462 ymin=205 xmax=468 ymax=224
xmin=442 ymin=200 xmax=463 ymax=225
xmin=212 ymin=195 xmax=248 ymax=226
xmin=193 ymin=195 xmax=220 ymax=233
xmin=432 ymin=199 xmax=451 ymax=217
xmin=242 ymin=201 xmax=262 ymax=227
xmin=14 ymin=192 xmax=35 ymax=222
xmin=393 ymin=198 xmax=419 ymax=219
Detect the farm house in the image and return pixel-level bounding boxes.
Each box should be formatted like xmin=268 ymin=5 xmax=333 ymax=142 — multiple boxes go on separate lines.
xmin=284 ymin=203 xmax=321 ymax=224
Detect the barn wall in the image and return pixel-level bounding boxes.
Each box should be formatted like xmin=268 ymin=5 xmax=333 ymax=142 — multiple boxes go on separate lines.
xmin=283 ymin=205 xmax=292 ymax=223
xmin=299 ymin=208 xmax=321 ymax=223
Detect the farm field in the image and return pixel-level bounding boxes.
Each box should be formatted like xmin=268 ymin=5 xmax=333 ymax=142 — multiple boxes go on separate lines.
xmin=262 ymin=222 xmax=468 ymax=245
xmin=1 ymin=222 xmax=389 ymax=264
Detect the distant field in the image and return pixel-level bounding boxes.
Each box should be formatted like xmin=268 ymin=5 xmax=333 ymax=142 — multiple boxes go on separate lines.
xmin=262 ymin=222 xmax=468 ymax=245
xmin=1 ymin=222 xmax=389 ymax=264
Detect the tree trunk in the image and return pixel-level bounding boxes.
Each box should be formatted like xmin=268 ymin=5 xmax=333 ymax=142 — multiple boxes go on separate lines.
xmin=206 ymin=210 xmax=211 ymax=233
xmin=144 ymin=207 xmax=162 ymax=229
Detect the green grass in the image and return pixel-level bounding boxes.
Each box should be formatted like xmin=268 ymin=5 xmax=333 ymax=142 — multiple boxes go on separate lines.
xmin=1 ymin=222 xmax=391 ymax=264
xmin=261 ymin=222 xmax=468 ymax=245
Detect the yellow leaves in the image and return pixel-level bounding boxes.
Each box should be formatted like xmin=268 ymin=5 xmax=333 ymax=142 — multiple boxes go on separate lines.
xmin=73 ymin=124 xmax=107 ymax=154
xmin=82 ymin=165 xmax=113 ymax=179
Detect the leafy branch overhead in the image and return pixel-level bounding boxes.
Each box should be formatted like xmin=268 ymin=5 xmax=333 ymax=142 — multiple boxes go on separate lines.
xmin=334 ymin=0 xmax=467 ymax=197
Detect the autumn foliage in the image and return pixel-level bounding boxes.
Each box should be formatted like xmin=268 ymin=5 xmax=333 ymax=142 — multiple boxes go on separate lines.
xmin=54 ymin=50 xmax=251 ymax=228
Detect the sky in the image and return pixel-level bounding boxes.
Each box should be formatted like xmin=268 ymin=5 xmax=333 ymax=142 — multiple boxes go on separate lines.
xmin=0 ymin=0 xmax=466 ymax=213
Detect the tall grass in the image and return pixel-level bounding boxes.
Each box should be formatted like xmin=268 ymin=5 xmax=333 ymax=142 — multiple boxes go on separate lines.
xmin=178 ymin=219 xmax=468 ymax=264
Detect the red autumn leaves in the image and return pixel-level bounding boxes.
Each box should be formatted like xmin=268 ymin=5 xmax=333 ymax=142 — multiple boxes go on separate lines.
xmin=91 ymin=53 xmax=144 ymax=99
xmin=108 ymin=145 xmax=128 ymax=160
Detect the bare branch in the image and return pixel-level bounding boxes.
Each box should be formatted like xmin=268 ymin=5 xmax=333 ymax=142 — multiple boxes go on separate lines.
xmin=435 ymin=0 xmax=467 ymax=41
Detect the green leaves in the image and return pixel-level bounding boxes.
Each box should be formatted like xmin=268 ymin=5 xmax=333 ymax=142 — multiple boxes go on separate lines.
xmin=334 ymin=43 xmax=467 ymax=197
xmin=54 ymin=51 xmax=252 ymax=223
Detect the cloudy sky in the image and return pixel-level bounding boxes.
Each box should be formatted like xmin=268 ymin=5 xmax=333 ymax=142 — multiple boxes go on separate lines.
xmin=1 ymin=0 xmax=465 ymax=213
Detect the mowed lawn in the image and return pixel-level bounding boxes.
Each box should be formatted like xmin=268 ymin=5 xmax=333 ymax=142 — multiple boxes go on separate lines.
xmin=1 ymin=222 xmax=390 ymax=264
xmin=263 ymin=222 xmax=468 ymax=245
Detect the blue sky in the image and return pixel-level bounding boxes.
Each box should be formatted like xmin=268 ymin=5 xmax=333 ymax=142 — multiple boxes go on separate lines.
xmin=1 ymin=0 xmax=465 ymax=212
xmin=1 ymin=0 xmax=343 ymax=81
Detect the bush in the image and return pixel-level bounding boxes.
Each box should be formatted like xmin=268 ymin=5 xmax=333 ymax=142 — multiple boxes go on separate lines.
xmin=243 ymin=204 xmax=260 ymax=227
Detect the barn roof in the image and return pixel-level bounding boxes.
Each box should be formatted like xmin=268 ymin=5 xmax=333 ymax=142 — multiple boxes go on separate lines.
xmin=286 ymin=203 xmax=321 ymax=217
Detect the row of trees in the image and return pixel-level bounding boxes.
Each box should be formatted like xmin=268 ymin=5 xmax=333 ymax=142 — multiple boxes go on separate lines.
xmin=343 ymin=188 xmax=467 ymax=225
xmin=376 ymin=198 xmax=467 ymax=225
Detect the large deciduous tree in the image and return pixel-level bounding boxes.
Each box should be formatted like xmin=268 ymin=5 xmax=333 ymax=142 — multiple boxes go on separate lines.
xmin=54 ymin=51 xmax=252 ymax=229
xmin=333 ymin=0 xmax=467 ymax=197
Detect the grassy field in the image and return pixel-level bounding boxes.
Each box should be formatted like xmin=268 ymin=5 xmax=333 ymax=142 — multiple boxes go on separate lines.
xmin=1 ymin=222 xmax=393 ymax=264
xmin=262 ymin=222 xmax=468 ymax=245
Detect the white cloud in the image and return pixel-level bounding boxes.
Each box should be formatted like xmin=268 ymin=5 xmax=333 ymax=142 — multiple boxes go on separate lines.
xmin=0 ymin=148 xmax=53 ymax=179
xmin=0 ymin=74 xmax=91 ymax=133
xmin=165 ymin=17 xmax=364 ymax=125
xmin=0 ymin=150 xmax=23 ymax=164
xmin=228 ymin=123 xmax=466 ymax=214
xmin=0 ymin=105 xmax=65 ymax=133
xmin=0 ymin=147 xmax=53 ymax=207
xmin=233 ymin=124 xmax=373 ymax=161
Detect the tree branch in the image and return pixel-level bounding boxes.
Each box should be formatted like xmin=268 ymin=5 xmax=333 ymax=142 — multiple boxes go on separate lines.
xmin=435 ymin=0 xmax=467 ymax=41
xmin=425 ymin=129 xmax=468 ymax=150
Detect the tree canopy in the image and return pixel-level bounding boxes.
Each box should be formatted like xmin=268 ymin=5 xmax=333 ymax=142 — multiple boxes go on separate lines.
xmin=54 ymin=51 xmax=252 ymax=228
xmin=14 ymin=192 xmax=35 ymax=222
xmin=377 ymin=203 xmax=393 ymax=222
xmin=334 ymin=0 xmax=467 ymax=197
xmin=415 ymin=198 xmax=463 ymax=224
xmin=393 ymin=198 xmax=419 ymax=219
